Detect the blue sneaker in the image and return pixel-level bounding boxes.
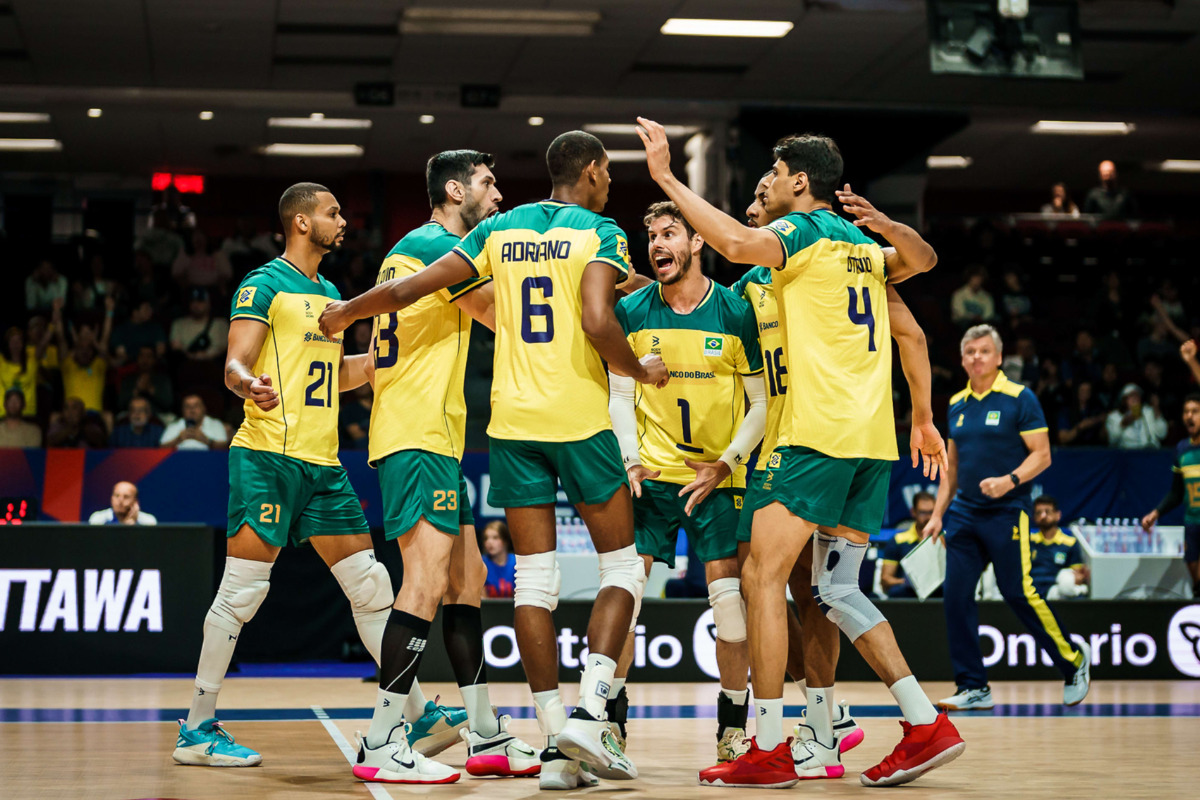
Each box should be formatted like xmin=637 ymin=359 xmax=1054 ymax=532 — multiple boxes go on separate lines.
xmin=172 ymin=718 xmax=262 ymax=767
xmin=406 ymin=697 xmax=470 ymax=757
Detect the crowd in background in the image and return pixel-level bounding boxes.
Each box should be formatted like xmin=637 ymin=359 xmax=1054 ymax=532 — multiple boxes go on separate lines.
xmin=2 ymin=180 xmax=1198 ymax=455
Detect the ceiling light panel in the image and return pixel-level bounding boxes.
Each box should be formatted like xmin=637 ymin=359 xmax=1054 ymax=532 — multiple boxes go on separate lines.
xmin=401 ymin=8 xmax=600 ymax=37
xmin=268 ymin=117 xmax=372 ymax=129
xmin=0 ymin=138 xmax=63 ymax=151
xmin=261 ymin=143 xmax=364 ymax=157
xmin=0 ymin=112 xmax=51 ymax=124
xmin=661 ymin=18 xmax=794 ymax=38
xmin=1031 ymin=121 xmax=1134 ymax=135
xmin=585 ymin=123 xmax=702 ymax=137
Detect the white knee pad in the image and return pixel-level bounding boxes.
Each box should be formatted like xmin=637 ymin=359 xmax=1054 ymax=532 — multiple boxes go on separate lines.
xmin=811 ymin=534 xmax=885 ymax=642
xmin=515 ymin=551 xmax=561 ymax=611
xmin=206 ymin=556 xmax=272 ymax=636
xmin=708 ymin=577 xmax=747 ymax=643
xmin=598 ymin=544 xmax=646 ymax=623
xmin=330 ymin=550 xmax=394 ymax=613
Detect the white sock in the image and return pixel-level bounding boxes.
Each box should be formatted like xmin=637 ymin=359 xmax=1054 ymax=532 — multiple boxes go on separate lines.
xmin=533 ymin=689 xmax=566 ymax=748
xmin=367 ymin=689 xmax=408 ymax=746
xmin=186 ymin=557 xmax=272 ymax=729
xmin=807 ymin=687 xmax=835 ymax=748
xmin=611 ymin=677 xmax=626 ymax=697
xmin=404 ymin=680 xmax=428 ymax=722
xmin=755 ymin=698 xmax=785 ymax=750
xmin=721 ymin=687 xmax=749 ymax=706
xmin=578 ymin=653 xmax=617 ymax=718
xmin=462 ymin=683 xmax=499 ymax=738
xmin=794 ymin=677 xmax=808 ymax=703
xmin=889 ymin=675 xmax=938 ymax=726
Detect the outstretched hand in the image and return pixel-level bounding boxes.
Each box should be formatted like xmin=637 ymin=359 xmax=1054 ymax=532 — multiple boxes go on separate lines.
xmin=836 ymin=184 xmax=893 ymax=235
xmin=679 ymin=458 xmax=732 ymax=517
xmin=627 ymin=464 xmax=661 ymax=499
xmin=636 ymin=117 xmax=673 ymax=185
xmin=910 ymin=421 xmax=947 ymax=481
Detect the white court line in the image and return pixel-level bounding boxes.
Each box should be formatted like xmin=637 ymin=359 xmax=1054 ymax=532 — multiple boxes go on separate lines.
xmin=312 ymin=704 xmax=392 ymax=800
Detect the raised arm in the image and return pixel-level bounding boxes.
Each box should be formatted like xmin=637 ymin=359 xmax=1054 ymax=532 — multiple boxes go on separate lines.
xmin=837 ymin=185 xmax=937 ymax=283
xmin=637 ymin=117 xmax=785 ymax=268
xmin=225 ymin=319 xmax=279 ymax=411
xmin=889 ymin=286 xmax=945 ymax=479
xmin=581 ymin=262 xmax=667 ymax=387
xmin=319 ymin=251 xmax=477 ymax=338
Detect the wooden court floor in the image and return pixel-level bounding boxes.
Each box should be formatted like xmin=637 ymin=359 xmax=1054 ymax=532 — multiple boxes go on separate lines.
xmin=2 ymin=678 xmax=1198 ymax=800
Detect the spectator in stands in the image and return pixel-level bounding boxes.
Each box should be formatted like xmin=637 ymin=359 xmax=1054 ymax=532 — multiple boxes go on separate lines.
xmin=1002 ymin=335 xmax=1040 ymax=385
xmin=135 ymin=208 xmax=185 ymax=271
xmin=72 ymin=253 xmax=116 ymax=313
xmin=1150 ymin=281 xmax=1187 ymax=330
xmin=88 ymin=481 xmax=157 ymax=525
xmin=1035 ymin=359 xmax=1066 ymax=429
xmin=1106 ymin=383 xmax=1166 ymax=449
xmin=25 ymin=257 xmax=68 ymax=313
xmin=46 ymin=396 xmax=107 ymax=448
xmin=111 ymin=300 xmax=168 ymax=365
xmin=1057 ymin=381 xmax=1107 ymax=446
xmin=160 ymin=393 xmax=228 ymax=450
xmin=25 ymin=314 xmax=58 ymax=374
xmin=340 ymin=383 xmax=372 ymax=449
xmin=1180 ymin=340 xmax=1200 ymax=388
xmin=170 ymin=288 xmax=228 ymax=363
xmin=1091 ymin=269 xmax=1132 ymax=341
xmin=480 ymin=520 xmax=516 ymax=598
xmin=1083 ymin=160 xmax=1138 ymax=220
xmin=1 ymin=326 xmax=46 ymax=418
xmin=1061 ymin=329 xmax=1101 ymax=388
xmin=118 ymin=345 xmax=175 ymax=418
xmin=1138 ymin=316 xmax=1178 ymax=367
xmin=1040 ymin=182 xmax=1080 ymax=217
xmin=950 ymin=266 xmax=995 ymax=329
xmin=0 ymin=389 xmax=41 ymax=448
xmin=999 ymin=269 xmax=1032 ymax=328
xmin=55 ymin=298 xmax=112 ymax=414
xmin=1029 ymin=496 xmax=1087 ymax=600
xmin=1142 ymin=359 xmax=1180 ymax=423
xmin=1096 ymin=362 xmax=1122 ymax=411
xmin=129 ymin=250 xmax=162 ymax=307
xmin=172 ymin=230 xmax=232 ymax=293
xmin=150 ymin=186 xmax=197 ymax=232
xmin=110 ymin=396 xmax=164 ymax=448
xmin=880 ymin=491 xmax=936 ymax=599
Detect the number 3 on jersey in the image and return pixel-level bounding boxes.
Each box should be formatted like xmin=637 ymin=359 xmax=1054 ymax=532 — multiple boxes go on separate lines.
xmin=521 ymin=276 xmax=554 ymax=343
xmin=847 ymin=286 xmax=877 ymax=352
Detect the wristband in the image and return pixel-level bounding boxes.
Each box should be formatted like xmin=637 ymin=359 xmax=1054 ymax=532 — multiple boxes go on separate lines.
xmin=1009 ymin=473 xmax=1020 ymax=487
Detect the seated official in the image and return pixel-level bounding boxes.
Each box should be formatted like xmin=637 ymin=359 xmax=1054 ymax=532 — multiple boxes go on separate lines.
xmin=880 ymin=491 xmax=937 ymax=598
xmin=1029 ymin=495 xmax=1087 ymax=600
xmin=88 ymin=480 xmax=158 ymax=525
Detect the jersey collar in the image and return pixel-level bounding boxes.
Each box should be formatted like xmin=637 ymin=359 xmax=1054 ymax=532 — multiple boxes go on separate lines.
xmin=965 ymin=370 xmax=1011 ymax=401
xmin=277 ymin=257 xmax=320 ymax=284
xmin=1033 ymin=528 xmax=1068 ymax=545
xmin=657 ymin=276 xmax=714 ymax=315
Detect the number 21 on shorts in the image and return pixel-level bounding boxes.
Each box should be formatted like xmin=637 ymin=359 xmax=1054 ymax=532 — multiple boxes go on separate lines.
xmin=259 ymin=503 xmax=281 ymax=523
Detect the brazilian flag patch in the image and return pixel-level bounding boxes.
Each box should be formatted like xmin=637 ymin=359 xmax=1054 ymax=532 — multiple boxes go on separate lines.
xmin=703 ymin=336 xmax=723 ymax=357
xmin=236 ymin=286 xmax=257 ymax=308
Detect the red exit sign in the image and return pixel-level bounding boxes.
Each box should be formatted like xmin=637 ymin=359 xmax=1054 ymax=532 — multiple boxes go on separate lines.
xmin=152 ymin=173 xmax=205 ymax=194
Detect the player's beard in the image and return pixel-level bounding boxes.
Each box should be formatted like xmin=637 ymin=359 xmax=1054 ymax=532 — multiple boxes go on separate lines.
xmin=312 ymin=226 xmax=342 ymax=252
xmin=461 ymin=190 xmax=489 ymax=231
xmin=658 ymin=249 xmax=692 ymax=286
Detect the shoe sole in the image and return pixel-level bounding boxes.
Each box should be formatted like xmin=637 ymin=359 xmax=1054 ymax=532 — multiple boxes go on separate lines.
xmin=860 ymin=740 xmax=966 ymax=787
xmin=838 ymin=727 xmax=865 ymax=753
xmin=410 ymin=722 xmax=468 ymax=757
xmin=352 ymin=765 xmax=461 ymax=784
xmin=172 ymin=747 xmax=261 ymax=767
xmin=699 ymin=776 xmax=800 ymax=789
xmin=935 ymin=701 xmax=994 ymax=712
xmin=557 ymin=728 xmax=637 ymax=780
xmin=465 ymin=756 xmax=541 ymax=778
xmin=796 ymin=764 xmax=845 ymax=780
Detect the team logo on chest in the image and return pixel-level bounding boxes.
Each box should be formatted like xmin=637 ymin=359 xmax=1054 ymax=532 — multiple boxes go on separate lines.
xmin=703 ymin=336 xmax=723 ymax=357
xmin=303 ymin=300 xmax=314 ymax=318
xmin=985 ymin=410 xmax=1002 ymax=426
xmin=956 ymin=413 xmax=964 ymax=428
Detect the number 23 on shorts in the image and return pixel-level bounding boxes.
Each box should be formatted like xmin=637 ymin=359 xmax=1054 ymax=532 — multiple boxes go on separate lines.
xmin=433 ymin=490 xmax=457 ymax=511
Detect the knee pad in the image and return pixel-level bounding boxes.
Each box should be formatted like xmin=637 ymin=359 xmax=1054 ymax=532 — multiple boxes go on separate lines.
xmin=207 ymin=556 xmax=272 ymax=635
xmin=810 ymin=534 xmax=885 ymax=642
xmin=330 ymin=550 xmax=394 ymax=613
xmin=708 ymin=577 xmax=747 ymax=643
xmin=515 ymin=551 xmax=561 ymax=611
xmin=598 ymin=544 xmax=646 ymax=623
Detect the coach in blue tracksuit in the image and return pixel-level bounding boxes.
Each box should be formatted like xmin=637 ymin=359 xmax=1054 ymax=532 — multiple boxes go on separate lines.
xmin=923 ymin=325 xmax=1090 ymax=711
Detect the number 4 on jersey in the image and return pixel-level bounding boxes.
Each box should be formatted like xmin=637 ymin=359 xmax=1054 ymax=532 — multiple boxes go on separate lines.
xmin=847 ymin=286 xmax=877 ymax=352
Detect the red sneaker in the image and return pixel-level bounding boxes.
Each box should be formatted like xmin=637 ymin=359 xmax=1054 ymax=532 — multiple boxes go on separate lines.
xmin=859 ymin=713 xmax=965 ymax=787
xmin=698 ymin=737 xmax=798 ymax=789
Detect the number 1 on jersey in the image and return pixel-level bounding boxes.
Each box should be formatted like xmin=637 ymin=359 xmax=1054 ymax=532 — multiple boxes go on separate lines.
xmin=847 ymin=286 xmax=877 ymax=352
xmin=676 ymin=398 xmax=703 ymax=454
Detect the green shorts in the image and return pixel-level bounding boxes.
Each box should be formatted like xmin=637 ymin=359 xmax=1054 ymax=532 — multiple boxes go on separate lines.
xmin=227 ymin=446 xmax=369 ymax=547
xmin=742 ymin=446 xmax=892 ymax=537
xmin=487 ymin=431 xmax=628 ymax=508
xmin=736 ymin=469 xmax=769 ymax=543
xmin=635 ymin=479 xmax=742 ymax=565
xmin=378 ymin=449 xmax=475 ymax=539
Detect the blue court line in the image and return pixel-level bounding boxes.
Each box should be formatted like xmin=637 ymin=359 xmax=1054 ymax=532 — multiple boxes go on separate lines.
xmin=4 ymin=703 xmax=1199 ymax=723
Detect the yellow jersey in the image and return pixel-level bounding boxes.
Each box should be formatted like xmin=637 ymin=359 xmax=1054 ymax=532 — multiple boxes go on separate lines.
xmin=453 ymin=200 xmax=632 ymax=442
xmin=731 ymin=266 xmax=784 ymax=470
xmin=764 ymin=209 xmax=897 ymax=461
xmin=616 ymin=280 xmax=762 ymax=487
xmin=60 ymin=354 xmax=106 ymax=412
xmin=0 ymin=351 xmax=39 ymax=417
xmin=370 ymin=222 xmax=490 ymax=464
xmin=229 ymin=258 xmax=343 ymax=466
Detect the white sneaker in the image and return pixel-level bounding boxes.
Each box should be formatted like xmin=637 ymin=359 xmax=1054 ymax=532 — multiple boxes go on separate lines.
xmin=1064 ymin=642 xmax=1091 ymax=706
xmin=352 ymin=725 xmax=460 ymax=784
xmin=798 ymin=701 xmax=864 ymax=754
xmin=539 ymin=746 xmax=599 ymax=790
xmin=790 ymin=723 xmax=845 ymax=780
xmin=462 ymin=715 xmax=542 ymax=778
xmin=936 ymin=685 xmax=994 ymax=711
xmin=557 ymin=707 xmax=637 ymax=780
xmin=717 ymin=727 xmax=750 ymax=762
